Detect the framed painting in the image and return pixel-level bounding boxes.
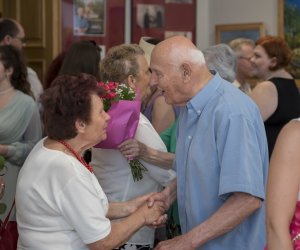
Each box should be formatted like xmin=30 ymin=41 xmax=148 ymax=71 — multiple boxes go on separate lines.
xmin=131 ymin=0 xmax=196 ymax=44
xmin=215 ymin=22 xmax=265 ymax=44
xmin=61 ymin=0 xmax=125 ymax=57
xmin=278 ymin=0 xmax=300 ymax=81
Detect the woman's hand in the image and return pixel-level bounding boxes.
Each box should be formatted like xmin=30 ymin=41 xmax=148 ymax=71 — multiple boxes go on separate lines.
xmin=0 ymin=144 xmax=8 ymax=156
xmin=137 ymin=201 xmax=166 ymax=226
xmin=126 ymin=192 xmax=155 ymax=215
xmin=128 ymin=193 xmax=168 ymax=227
xmin=118 ymin=139 xmax=146 ymax=159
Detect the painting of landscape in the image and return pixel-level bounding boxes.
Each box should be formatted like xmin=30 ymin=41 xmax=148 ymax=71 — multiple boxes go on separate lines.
xmin=282 ymin=0 xmax=300 ymax=78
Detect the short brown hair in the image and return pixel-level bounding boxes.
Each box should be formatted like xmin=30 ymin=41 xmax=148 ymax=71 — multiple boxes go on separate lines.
xmin=0 ymin=18 xmax=20 ymax=42
xmin=40 ymin=73 xmax=102 ymax=140
xmin=255 ymin=36 xmax=292 ymax=70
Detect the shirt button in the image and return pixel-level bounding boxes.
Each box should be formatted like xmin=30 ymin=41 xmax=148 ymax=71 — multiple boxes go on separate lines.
xmin=188 ymin=135 xmax=192 ymax=140
xmin=197 ymin=110 xmax=201 ymax=114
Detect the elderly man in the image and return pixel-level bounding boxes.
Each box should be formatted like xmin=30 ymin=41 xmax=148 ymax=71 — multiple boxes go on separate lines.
xmin=229 ymin=38 xmax=255 ymax=94
xmin=149 ymin=36 xmax=268 ymax=250
xmin=0 ymin=18 xmax=43 ymax=100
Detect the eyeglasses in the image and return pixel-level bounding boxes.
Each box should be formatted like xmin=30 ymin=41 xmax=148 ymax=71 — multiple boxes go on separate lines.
xmin=239 ymin=56 xmax=252 ymax=61
xmin=14 ymin=36 xmax=26 ymax=44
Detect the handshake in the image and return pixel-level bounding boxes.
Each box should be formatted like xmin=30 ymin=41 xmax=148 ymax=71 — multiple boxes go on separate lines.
xmin=124 ymin=189 xmax=172 ymax=228
xmin=138 ymin=192 xmax=169 ymax=227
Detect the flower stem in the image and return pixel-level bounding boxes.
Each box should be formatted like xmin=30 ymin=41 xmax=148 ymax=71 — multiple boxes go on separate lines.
xmin=129 ymin=159 xmax=148 ymax=182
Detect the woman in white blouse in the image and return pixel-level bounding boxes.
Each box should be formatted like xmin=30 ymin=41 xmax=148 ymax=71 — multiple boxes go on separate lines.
xmin=91 ymin=44 xmax=176 ymax=250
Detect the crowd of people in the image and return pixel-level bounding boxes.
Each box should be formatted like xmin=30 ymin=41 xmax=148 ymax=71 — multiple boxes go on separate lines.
xmin=1 ymin=16 xmax=300 ymax=250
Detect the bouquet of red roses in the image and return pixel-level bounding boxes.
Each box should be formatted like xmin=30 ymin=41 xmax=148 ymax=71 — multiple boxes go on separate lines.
xmin=94 ymin=81 xmax=148 ymax=182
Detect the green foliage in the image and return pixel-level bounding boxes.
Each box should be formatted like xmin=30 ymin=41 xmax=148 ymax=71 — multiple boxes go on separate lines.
xmin=284 ymin=2 xmax=300 ymax=77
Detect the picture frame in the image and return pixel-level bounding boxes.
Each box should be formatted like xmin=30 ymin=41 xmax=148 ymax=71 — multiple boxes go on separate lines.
xmin=215 ymin=22 xmax=265 ymax=44
xmin=61 ymin=0 xmax=125 ymax=56
xmin=278 ymin=0 xmax=300 ymax=81
xmin=131 ymin=0 xmax=196 ymax=44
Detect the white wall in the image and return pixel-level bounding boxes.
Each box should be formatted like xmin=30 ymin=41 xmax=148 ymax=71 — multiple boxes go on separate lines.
xmin=196 ymin=0 xmax=278 ymax=49
xmin=126 ymin=0 xmax=279 ymax=49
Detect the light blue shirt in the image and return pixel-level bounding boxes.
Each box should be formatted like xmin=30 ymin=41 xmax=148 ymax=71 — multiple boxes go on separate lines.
xmin=176 ymin=73 xmax=268 ymax=250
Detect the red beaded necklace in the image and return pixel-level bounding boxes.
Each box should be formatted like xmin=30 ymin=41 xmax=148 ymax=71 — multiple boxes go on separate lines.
xmin=58 ymin=140 xmax=94 ymax=173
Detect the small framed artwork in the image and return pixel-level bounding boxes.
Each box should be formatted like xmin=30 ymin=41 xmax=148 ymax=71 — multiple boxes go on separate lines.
xmin=278 ymin=0 xmax=300 ymax=81
xmin=131 ymin=0 xmax=196 ymax=43
xmin=61 ymin=0 xmax=125 ymax=55
xmin=215 ymin=22 xmax=265 ymax=44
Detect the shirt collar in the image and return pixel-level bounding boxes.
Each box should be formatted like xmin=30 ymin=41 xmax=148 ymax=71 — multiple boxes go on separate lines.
xmin=187 ymin=73 xmax=222 ymax=115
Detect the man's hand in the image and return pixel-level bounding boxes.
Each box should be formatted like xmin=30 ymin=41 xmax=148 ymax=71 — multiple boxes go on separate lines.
xmin=154 ymin=234 xmax=194 ymax=250
xmin=148 ymin=179 xmax=177 ymax=210
xmin=147 ymin=190 xmax=170 ymax=210
xmin=136 ymin=201 xmax=166 ymax=226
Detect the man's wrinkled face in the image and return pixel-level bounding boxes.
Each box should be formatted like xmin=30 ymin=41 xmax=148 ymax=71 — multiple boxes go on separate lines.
xmin=150 ymin=57 xmax=183 ymax=105
xmin=237 ymin=44 xmax=255 ymax=78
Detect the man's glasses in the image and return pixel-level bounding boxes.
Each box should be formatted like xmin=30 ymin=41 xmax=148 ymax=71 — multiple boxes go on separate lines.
xmin=239 ymin=56 xmax=252 ymax=61
xmin=14 ymin=36 xmax=26 ymax=44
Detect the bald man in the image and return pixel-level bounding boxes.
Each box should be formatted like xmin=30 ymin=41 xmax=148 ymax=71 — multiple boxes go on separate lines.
xmin=149 ymin=36 xmax=268 ymax=250
xmin=0 ymin=18 xmax=43 ymax=100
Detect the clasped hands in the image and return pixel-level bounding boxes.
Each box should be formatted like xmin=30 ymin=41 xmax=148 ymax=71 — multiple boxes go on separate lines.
xmin=127 ymin=191 xmax=170 ymax=228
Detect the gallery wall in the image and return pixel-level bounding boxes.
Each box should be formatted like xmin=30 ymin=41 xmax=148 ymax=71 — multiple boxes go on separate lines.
xmin=196 ymin=0 xmax=278 ymax=49
xmin=124 ymin=0 xmax=278 ymax=49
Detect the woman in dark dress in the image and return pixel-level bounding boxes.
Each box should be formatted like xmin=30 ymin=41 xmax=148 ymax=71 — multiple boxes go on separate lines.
xmin=250 ymin=36 xmax=300 ymax=157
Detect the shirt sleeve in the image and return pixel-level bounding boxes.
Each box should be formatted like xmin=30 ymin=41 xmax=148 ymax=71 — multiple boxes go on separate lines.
xmin=217 ymin=114 xmax=266 ymax=200
xmin=56 ymin=173 xmax=111 ymax=244
xmin=136 ymin=115 xmax=176 ymax=187
xmin=6 ymin=105 xmax=42 ymax=166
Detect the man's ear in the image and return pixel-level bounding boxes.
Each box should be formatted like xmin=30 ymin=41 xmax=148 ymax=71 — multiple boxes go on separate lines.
xmin=2 ymin=35 xmax=12 ymax=45
xmin=75 ymin=119 xmax=86 ymax=133
xmin=180 ymin=63 xmax=191 ymax=82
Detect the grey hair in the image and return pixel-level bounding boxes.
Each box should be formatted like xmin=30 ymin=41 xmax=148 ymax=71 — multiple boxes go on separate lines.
xmin=202 ymin=44 xmax=237 ymax=83
xmin=169 ymin=46 xmax=206 ymax=66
